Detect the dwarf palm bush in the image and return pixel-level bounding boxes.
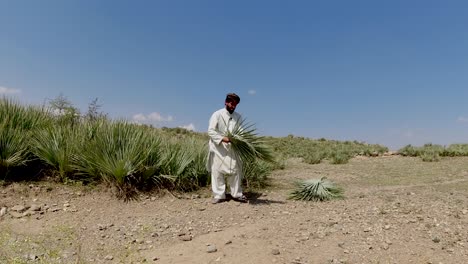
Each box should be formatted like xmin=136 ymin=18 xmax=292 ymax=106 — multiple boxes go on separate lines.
xmin=289 ymin=177 xmax=343 ymax=201
xmin=157 ymin=137 xmax=206 ymax=191
xmin=267 ymin=135 xmax=387 ymax=162
xmin=74 ymin=121 xmax=157 ymax=199
xmin=303 ymin=151 xmax=325 ymax=164
xmin=0 ymin=97 xmax=53 ymax=130
xmin=445 ymin=144 xmax=468 ymax=156
xmin=420 ymin=150 xmax=440 ymax=162
xmin=330 ymin=150 xmax=352 ymax=164
xmin=188 ymin=139 xmax=209 ymax=187
xmin=32 ymin=125 xmax=79 ymax=181
xmin=0 ymin=98 xmax=52 ymax=179
xmin=242 ymin=158 xmax=273 ymax=189
xmin=0 ymin=119 xmax=30 ymax=178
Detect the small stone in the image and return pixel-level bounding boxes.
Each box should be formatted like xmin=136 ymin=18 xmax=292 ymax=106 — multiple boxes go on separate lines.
xmin=29 ymin=204 xmax=41 ymax=211
xmin=382 ymin=243 xmax=389 ymax=250
xmin=152 ymin=256 xmax=159 ymax=261
xmin=179 ymin=235 xmax=192 ymax=241
xmin=225 ymin=240 xmax=232 ymax=245
xmin=9 ymin=211 xmax=23 ymax=218
xmin=11 ymin=205 xmax=28 ymax=213
xmin=25 ymin=253 xmax=38 ymax=260
xmin=207 ymin=244 xmax=217 ymax=253
xmin=22 ymin=211 xmax=36 ymax=217
xmin=104 ymin=255 xmax=113 ymax=260
xmin=271 ymin=249 xmax=280 ymax=255
xmin=0 ymin=207 xmax=7 ymax=217
xmin=432 ymin=237 xmax=441 ymax=243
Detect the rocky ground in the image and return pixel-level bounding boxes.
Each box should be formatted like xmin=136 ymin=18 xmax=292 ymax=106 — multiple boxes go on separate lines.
xmin=1 ymin=156 xmax=468 ymax=264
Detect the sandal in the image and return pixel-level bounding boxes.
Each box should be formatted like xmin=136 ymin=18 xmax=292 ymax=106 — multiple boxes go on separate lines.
xmin=232 ymin=195 xmax=248 ymax=203
xmin=211 ymin=198 xmax=225 ymax=204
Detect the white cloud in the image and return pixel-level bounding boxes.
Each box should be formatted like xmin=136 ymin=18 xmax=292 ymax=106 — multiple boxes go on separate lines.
xmin=148 ymin=112 xmax=173 ymax=122
xmin=180 ymin=123 xmax=196 ymax=131
xmin=248 ymin=90 xmax=256 ymax=95
xmin=132 ymin=112 xmax=173 ymax=124
xmin=457 ymin=116 xmax=468 ymax=123
xmin=132 ymin=113 xmax=147 ymax=122
xmin=402 ymin=129 xmax=414 ymax=138
xmin=0 ymin=86 xmax=21 ymax=95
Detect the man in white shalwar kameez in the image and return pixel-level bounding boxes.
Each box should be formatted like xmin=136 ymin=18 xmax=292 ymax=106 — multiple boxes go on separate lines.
xmin=207 ymin=93 xmax=248 ymax=204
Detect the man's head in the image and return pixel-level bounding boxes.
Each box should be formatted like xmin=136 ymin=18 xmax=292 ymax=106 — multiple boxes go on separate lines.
xmin=225 ymin=93 xmax=240 ymax=114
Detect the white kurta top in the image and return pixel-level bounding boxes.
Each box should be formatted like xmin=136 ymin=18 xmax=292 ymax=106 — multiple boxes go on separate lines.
xmin=207 ymin=108 xmax=243 ymax=174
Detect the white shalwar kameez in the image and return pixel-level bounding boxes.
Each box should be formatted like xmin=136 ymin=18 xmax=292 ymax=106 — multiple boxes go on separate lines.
xmin=207 ymin=108 xmax=244 ymax=200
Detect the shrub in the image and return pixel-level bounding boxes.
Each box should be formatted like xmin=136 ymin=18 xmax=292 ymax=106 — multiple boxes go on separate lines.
xmin=157 ymin=137 xmax=208 ymax=191
xmin=420 ymin=149 xmax=440 ymax=162
xmin=0 ymin=119 xmax=30 ymax=178
xmin=303 ymin=151 xmax=324 ymax=164
xmin=32 ymin=125 xmax=79 ymax=181
xmin=73 ymin=121 xmax=157 ymax=199
xmin=0 ymin=97 xmax=51 ymax=179
xmin=330 ymin=150 xmax=352 ymax=164
xmin=242 ymin=158 xmax=273 ymax=189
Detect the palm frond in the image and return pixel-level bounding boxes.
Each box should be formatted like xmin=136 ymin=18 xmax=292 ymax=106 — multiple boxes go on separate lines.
xmin=225 ymin=118 xmax=275 ymax=163
xmin=288 ymin=177 xmax=343 ymax=201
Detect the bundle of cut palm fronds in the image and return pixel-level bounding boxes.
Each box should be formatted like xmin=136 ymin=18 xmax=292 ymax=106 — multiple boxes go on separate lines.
xmin=225 ymin=118 xmax=275 ymax=163
xmin=288 ymin=177 xmax=343 ymax=201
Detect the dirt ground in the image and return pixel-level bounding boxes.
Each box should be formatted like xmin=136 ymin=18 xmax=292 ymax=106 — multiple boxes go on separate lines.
xmin=1 ymin=156 xmax=468 ymax=264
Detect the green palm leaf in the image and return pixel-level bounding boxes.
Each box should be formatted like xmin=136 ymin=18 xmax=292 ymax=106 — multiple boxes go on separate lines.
xmin=289 ymin=177 xmax=343 ymax=201
xmin=225 ymin=118 xmax=275 ymax=163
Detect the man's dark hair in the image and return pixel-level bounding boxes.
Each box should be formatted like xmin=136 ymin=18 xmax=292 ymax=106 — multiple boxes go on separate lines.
xmin=225 ymin=93 xmax=240 ymax=103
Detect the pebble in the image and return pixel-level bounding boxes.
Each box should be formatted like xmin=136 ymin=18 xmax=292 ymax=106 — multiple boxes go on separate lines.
xmin=9 ymin=211 xmax=23 ymax=218
xmin=179 ymin=235 xmax=192 ymax=241
xmin=11 ymin=205 xmax=28 ymax=213
xmin=104 ymin=255 xmax=113 ymax=260
xmin=207 ymin=244 xmax=217 ymax=253
xmin=271 ymin=249 xmax=280 ymax=255
xmin=0 ymin=207 xmax=7 ymax=217
xmin=29 ymin=204 xmax=41 ymax=211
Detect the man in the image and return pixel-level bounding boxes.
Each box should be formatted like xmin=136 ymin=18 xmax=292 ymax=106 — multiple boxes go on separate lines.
xmin=207 ymin=93 xmax=248 ymax=204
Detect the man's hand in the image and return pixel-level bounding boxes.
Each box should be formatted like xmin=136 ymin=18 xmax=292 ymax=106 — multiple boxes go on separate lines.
xmin=222 ymin=137 xmax=231 ymax=143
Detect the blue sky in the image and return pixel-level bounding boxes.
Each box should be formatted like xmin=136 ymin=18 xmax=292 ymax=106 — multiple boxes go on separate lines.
xmin=1 ymin=0 xmax=468 ymax=150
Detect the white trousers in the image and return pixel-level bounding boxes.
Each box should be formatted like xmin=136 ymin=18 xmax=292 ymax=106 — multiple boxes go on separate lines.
xmin=209 ymin=151 xmax=243 ymax=199
xmin=211 ymin=170 xmax=243 ymax=199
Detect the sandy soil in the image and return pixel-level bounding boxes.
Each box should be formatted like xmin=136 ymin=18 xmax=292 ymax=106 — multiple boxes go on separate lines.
xmin=1 ymin=156 xmax=468 ymax=264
